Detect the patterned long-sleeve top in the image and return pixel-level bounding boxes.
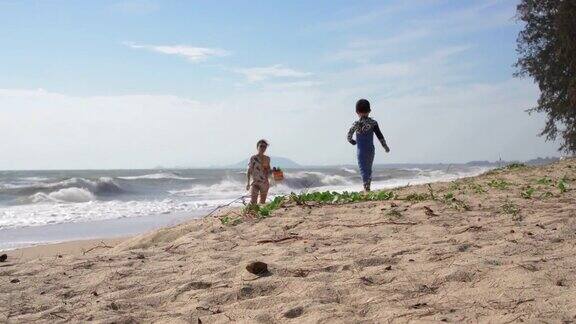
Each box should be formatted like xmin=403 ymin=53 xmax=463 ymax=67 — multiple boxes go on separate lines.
xmin=247 ymin=154 xmax=270 ymax=185
xmin=347 ymin=116 xmax=388 ymax=148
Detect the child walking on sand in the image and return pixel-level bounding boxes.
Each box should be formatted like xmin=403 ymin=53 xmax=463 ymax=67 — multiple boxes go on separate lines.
xmin=347 ymin=99 xmax=390 ymax=191
xmin=246 ymin=139 xmax=271 ymax=204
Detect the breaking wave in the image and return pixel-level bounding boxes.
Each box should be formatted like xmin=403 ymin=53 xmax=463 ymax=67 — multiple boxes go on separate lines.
xmin=0 ymin=177 xmax=123 ymax=206
xmin=0 ymin=165 xmax=495 ymax=231
xmin=29 ymin=188 xmax=96 ymax=203
xmin=170 ymin=171 xmax=354 ymax=199
xmin=118 ymin=172 xmax=196 ymax=180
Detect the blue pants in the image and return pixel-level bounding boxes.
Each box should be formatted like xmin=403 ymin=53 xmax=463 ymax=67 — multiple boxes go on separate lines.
xmin=357 ymin=145 xmax=375 ymax=185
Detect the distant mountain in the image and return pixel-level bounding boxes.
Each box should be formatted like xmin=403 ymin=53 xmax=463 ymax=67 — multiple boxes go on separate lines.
xmin=525 ymin=157 xmax=560 ymax=166
xmin=226 ymin=156 xmax=302 ymax=169
xmin=465 ymin=160 xmax=494 ymax=166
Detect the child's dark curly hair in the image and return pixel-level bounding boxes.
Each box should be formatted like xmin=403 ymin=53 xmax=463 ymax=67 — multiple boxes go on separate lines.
xmin=356 ymin=99 xmax=371 ymax=113
xmin=256 ymin=139 xmax=269 ymax=148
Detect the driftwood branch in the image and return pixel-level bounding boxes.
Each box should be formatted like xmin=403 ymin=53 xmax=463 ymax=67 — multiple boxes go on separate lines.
xmin=82 ymin=241 xmax=113 ymax=255
xmin=328 ymin=221 xmax=418 ymax=228
xmin=205 ymin=195 xmax=248 ymax=218
xmin=163 ymin=242 xmax=192 ymax=252
xmin=455 ymin=225 xmax=483 ymax=234
xmin=257 ymin=235 xmax=302 ymax=244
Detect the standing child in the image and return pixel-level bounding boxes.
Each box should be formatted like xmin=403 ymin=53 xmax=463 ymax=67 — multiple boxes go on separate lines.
xmin=347 ymin=99 xmax=390 ymax=191
xmin=246 ymin=139 xmax=271 ymax=204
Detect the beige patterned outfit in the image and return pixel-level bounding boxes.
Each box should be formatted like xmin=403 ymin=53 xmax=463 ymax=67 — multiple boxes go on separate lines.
xmin=247 ymin=154 xmax=270 ymax=204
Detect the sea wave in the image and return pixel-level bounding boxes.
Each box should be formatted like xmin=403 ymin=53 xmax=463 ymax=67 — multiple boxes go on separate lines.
xmin=29 ymin=187 xmax=96 ymax=203
xmin=0 ymin=166 xmax=495 ymax=230
xmin=10 ymin=177 xmax=121 ymax=194
xmin=170 ymin=171 xmax=355 ymax=198
xmin=117 ymin=172 xmax=196 ymax=181
xmin=281 ymin=171 xmax=353 ymax=188
xmin=1 ymin=177 xmax=123 ymax=205
xmin=169 ymin=179 xmax=245 ymax=198
xmin=0 ymin=199 xmax=198 ymax=230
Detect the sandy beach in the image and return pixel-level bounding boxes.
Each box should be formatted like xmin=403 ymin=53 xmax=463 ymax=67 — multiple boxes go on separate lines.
xmin=1 ymin=159 xmax=575 ymax=323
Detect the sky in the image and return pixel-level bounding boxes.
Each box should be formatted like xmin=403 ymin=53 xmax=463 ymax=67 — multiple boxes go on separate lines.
xmin=0 ymin=0 xmax=562 ymax=170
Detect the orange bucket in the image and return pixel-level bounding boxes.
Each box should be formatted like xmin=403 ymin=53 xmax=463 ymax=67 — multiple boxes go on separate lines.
xmin=272 ymin=169 xmax=284 ymax=182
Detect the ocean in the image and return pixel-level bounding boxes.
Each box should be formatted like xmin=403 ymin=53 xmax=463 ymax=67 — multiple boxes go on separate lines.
xmin=0 ymin=164 xmax=491 ymax=250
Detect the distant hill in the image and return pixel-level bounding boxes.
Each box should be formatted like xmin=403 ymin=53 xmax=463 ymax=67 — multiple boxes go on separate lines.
xmin=226 ymin=156 xmax=302 ymax=169
xmin=465 ymin=160 xmax=494 ymax=166
xmin=525 ymin=157 xmax=560 ymax=166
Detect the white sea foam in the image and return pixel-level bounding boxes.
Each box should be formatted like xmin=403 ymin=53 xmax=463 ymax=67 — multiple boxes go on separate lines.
xmin=0 ymin=199 xmax=200 ymax=230
xmin=371 ymin=166 xmax=492 ymax=190
xmin=0 ymin=166 xmax=494 ymax=231
xmin=118 ymin=173 xmax=196 ymax=180
xmin=289 ymin=166 xmax=493 ymax=193
xmin=13 ymin=177 xmax=122 ymax=194
xmin=22 ymin=177 xmax=51 ymax=182
xmin=283 ymin=171 xmax=353 ymax=187
xmin=29 ymin=187 xmax=96 ymax=203
xmin=169 ymin=179 xmax=245 ymax=199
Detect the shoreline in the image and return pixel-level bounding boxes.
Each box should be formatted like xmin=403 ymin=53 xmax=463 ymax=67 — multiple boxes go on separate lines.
xmin=0 ymin=167 xmax=492 ymax=252
xmin=0 ymin=209 xmax=205 ymax=252
xmin=1 ymin=159 xmax=575 ymax=322
xmin=6 ymin=238 xmax=127 ymax=261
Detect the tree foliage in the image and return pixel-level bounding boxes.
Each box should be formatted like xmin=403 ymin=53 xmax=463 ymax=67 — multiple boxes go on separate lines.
xmin=515 ymin=0 xmax=576 ymax=153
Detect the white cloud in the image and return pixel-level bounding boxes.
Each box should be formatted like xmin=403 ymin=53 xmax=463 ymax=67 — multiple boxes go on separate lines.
xmin=233 ymin=65 xmax=312 ymax=82
xmin=322 ymin=0 xmax=513 ymax=33
xmin=329 ymin=44 xmax=472 ymax=92
xmin=317 ymin=1 xmax=438 ymax=31
xmin=263 ymin=80 xmax=323 ymax=90
xmin=347 ymin=29 xmax=431 ymax=49
xmin=326 ymin=1 xmax=514 ymax=64
xmin=347 ymin=62 xmax=415 ymax=79
xmin=0 ymin=76 xmax=560 ymax=170
xmin=124 ymin=42 xmax=229 ymax=62
xmin=329 ymin=29 xmax=432 ymax=63
xmin=110 ymin=0 xmax=159 ymax=14
xmin=418 ymin=0 xmax=516 ymax=32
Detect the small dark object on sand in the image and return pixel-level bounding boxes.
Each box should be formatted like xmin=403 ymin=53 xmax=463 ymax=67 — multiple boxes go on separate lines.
xmin=284 ymin=306 xmax=304 ymax=319
xmin=246 ymin=261 xmax=268 ymax=275
xmin=423 ymin=206 xmax=438 ymax=217
xmin=10 ymin=278 xmax=20 ymax=283
xmin=0 ymin=254 xmax=7 ymax=262
xmin=411 ymin=302 xmax=428 ymax=309
xmin=385 ymin=265 xmax=392 ymax=270
xmin=92 ymin=291 xmax=98 ymax=297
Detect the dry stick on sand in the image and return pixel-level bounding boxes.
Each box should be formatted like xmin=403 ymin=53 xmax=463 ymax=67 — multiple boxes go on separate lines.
xmin=454 ymin=225 xmax=483 ymax=234
xmin=205 ymin=195 xmax=249 ymax=218
xmin=163 ymin=242 xmax=194 ymax=252
xmin=257 ymin=235 xmax=303 ymax=244
xmin=328 ymin=220 xmax=418 ymax=228
xmin=82 ymin=241 xmax=113 ymax=255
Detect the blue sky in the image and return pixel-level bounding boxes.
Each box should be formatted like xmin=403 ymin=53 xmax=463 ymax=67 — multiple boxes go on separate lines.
xmin=0 ymin=0 xmax=561 ymax=169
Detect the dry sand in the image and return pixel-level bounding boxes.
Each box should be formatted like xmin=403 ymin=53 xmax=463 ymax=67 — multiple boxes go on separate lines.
xmin=1 ymin=159 xmax=575 ymax=323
